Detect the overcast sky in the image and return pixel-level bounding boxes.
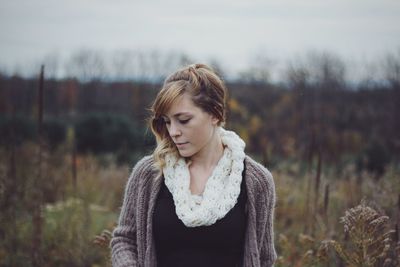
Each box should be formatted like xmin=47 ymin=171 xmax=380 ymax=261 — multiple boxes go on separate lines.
xmin=1 ymin=0 xmax=399 ymax=78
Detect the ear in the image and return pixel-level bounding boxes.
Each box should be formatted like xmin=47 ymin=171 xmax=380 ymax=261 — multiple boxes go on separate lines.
xmin=211 ymin=115 xmax=219 ymax=126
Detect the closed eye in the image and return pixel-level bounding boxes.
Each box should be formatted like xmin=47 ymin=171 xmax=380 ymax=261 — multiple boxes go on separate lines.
xmin=179 ymin=119 xmax=190 ymax=124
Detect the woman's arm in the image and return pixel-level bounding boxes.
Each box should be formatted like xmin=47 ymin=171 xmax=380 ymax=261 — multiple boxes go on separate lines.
xmin=110 ymin=157 xmax=149 ymax=267
xmin=260 ymin=169 xmax=277 ymax=267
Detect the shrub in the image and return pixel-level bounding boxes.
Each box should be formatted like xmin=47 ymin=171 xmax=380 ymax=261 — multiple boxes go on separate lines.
xmin=42 ymin=118 xmax=67 ymax=150
xmin=74 ymin=112 xmax=145 ymax=156
xmin=0 ymin=114 xmax=36 ymax=147
xmin=357 ymin=138 xmax=391 ymax=177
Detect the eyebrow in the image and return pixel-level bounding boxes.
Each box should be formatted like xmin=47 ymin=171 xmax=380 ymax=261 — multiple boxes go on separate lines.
xmin=163 ymin=112 xmax=192 ymax=119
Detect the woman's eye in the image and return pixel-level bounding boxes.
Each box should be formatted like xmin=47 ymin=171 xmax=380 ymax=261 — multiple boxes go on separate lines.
xmin=179 ymin=119 xmax=190 ymax=124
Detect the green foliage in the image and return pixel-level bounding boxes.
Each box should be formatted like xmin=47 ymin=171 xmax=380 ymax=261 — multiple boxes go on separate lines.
xmin=42 ymin=198 xmax=114 ymax=267
xmin=2 ymin=76 xmax=399 ymax=167
xmin=74 ymin=112 xmax=145 ymax=158
xmin=0 ymin=143 xmax=125 ymax=267
xmin=0 ymin=114 xmax=36 ymax=146
xmin=42 ymin=118 xmax=67 ymax=150
xmin=0 ymin=115 xmax=67 ymax=150
xmin=357 ymin=138 xmax=391 ymax=176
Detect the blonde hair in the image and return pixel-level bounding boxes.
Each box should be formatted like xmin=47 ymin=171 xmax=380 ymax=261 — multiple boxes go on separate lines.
xmin=149 ymin=63 xmax=227 ymax=170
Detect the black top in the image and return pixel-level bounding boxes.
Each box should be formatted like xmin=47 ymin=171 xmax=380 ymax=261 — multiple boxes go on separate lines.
xmin=153 ymin=175 xmax=248 ymax=267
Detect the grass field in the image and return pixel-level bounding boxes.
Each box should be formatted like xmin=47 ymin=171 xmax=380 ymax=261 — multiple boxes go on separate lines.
xmin=0 ymin=144 xmax=399 ymax=266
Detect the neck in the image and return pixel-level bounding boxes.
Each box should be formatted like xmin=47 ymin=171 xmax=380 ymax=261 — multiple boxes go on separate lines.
xmin=189 ymin=129 xmax=224 ymax=170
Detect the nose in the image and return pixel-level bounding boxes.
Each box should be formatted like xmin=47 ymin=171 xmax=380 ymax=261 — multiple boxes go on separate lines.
xmin=168 ymin=121 xmax=181 ymax=137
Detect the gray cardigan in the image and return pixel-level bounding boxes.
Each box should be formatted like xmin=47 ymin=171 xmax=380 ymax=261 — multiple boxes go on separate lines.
xmin=110 ymin=155 xmax=277 ymax=267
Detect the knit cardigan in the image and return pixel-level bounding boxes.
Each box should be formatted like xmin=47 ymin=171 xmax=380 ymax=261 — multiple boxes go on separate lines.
xmin=110 ymin=155 xmax=277 ymax=267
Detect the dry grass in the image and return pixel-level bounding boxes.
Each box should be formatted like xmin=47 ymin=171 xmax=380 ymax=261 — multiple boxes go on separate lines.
xmin=1 ymin=143 xmax=399 ymax=266
xmin=272 ymin=160 xmax=399 ymax=267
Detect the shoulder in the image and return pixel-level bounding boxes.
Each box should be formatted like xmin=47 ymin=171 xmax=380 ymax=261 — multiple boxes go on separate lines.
xmin=244 ymin=155 xmax=275 ymax=193
xmin=126 ymin=155 xmax=159 ymax=188
xmin=244 ymin=155 xmax=274 ymax=183
xmin=130 ymin=155 xmax=156 ymax=176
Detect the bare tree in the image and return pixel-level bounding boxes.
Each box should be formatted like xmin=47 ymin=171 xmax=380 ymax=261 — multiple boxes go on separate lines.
xmin=238 ymin=52 xmax=275 ymax=84
xmin=382 ymin=48 xmax=400 ymax=162
xmin=41 ymin=52 xmax=60 ymax=79
xmin=209 ymin=58 xmax=227 ymax=80
xmin=286 ymin=62 xmax=310 ymax=90
xmin=64 ymin=49 xmax=107 ymax=82
xmin=110 ymin=49 xmax=136 ymax=81
xmin=383 ymin=48 xmax=400 ymax=88
xmin=306 ymin=51 xmax=346 ymax=90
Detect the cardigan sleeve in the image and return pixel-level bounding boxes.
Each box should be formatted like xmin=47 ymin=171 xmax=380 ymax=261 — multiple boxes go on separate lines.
xmin=260 ymin=169 xmax=277 ymax=267
xmin=110 ymin=156 xmax=151 ymax=267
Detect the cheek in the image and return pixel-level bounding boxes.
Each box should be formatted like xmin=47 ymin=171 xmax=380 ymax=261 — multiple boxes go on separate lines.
xmin=164 ymin=122 xmax=174 ymax=132
xmin=195 ymin=124 xmax=214 ymax=143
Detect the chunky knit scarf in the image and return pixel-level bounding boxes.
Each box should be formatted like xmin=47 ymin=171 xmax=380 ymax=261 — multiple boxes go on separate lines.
xmin=163 ymin=127 xmax=246 ymax=227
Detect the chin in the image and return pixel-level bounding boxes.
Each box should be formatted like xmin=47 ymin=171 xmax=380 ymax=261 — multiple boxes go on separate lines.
xmin=178 ymin=151 xmax=192 ymax=158
xmin=178 ymin=149 xmax=195 ymax=158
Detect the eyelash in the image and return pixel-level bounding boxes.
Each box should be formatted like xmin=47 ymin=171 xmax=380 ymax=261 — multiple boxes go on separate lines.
xmin=164 ymin=119 xmax=190 ymax=125
xmin=179 ymin=119 xmax=190 ymax=124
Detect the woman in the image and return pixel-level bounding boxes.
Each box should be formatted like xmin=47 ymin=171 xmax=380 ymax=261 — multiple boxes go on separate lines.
xmin=110 ymin=63 xmax=277 ymax=267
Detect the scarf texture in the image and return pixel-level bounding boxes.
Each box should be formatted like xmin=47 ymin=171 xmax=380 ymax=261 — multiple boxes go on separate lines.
xmin=163 ymin=127 xmax=246 ymax=227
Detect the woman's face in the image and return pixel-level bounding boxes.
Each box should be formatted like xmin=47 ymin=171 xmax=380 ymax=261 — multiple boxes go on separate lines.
xmin=162 ymin=93 xmax=219 ymax=158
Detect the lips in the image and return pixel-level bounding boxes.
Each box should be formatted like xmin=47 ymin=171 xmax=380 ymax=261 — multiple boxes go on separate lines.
xmin=175 ymin=142 xmax=188 ymax=147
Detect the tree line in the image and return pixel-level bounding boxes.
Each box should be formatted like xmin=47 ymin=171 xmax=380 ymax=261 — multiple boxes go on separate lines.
xmin=1 ymin=56 xmax=399 ymax=175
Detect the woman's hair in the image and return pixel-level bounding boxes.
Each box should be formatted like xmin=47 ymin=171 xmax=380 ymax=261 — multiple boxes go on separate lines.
xmin=149 ymin=63 xmax=228 ymax=170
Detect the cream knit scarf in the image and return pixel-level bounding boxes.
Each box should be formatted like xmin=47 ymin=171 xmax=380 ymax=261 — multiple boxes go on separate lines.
xmin=163 ymin=127 xmax=246 ymax=227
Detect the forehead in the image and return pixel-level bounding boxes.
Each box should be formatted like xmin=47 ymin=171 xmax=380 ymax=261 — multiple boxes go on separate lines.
xmin=165 ymin=93 xmax=200 ymax=116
